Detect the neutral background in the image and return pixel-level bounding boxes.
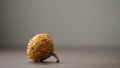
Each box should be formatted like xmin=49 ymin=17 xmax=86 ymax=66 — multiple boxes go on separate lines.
xmin=0 ymin=0 xmax=120 ymax=48
xmin=0 ymin=1 xmax=120 ymax=68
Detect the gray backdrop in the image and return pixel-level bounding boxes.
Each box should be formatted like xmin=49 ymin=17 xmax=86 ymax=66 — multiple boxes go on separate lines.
xmin=0 ymin=0 xmax=120 ymax=48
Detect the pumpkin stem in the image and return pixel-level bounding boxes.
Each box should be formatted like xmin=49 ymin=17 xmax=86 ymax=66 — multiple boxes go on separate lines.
xmin=52 ymin=52 xmax=60 ymax=63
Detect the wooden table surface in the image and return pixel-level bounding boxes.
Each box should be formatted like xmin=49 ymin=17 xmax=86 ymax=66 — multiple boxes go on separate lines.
xmin=0 ymin=48 xmax=120 ymax=68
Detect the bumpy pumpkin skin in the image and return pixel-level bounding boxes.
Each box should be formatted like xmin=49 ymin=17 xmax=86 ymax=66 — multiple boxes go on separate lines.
xmin=27 ymin=34 xmax=54 ymax=62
